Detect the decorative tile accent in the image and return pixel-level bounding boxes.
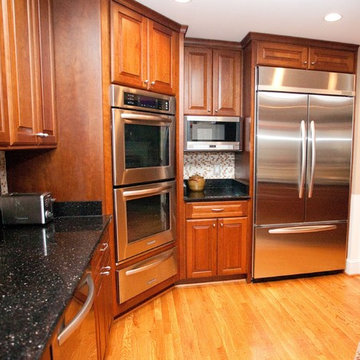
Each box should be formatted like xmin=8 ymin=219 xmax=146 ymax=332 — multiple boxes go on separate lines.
xmin=184 ymin=152 xmax=235 ymax=179
xmin=0 ymin=151 xmax=8 ymax=194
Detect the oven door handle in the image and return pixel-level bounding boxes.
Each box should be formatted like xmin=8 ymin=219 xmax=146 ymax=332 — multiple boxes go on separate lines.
xmin=123 ymin=184 xmax=173 ymax=197
xmin=120 ymin=113 xmax=173 ymax=123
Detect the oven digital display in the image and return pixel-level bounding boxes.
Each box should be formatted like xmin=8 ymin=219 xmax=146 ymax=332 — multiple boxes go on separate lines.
xmin=124 ymin=92 xmax=169 ymax=111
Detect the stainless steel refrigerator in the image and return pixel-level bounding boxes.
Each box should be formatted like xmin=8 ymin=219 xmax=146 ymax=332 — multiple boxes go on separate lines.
xmin=253 ymin=66 xmax=355 ymax=280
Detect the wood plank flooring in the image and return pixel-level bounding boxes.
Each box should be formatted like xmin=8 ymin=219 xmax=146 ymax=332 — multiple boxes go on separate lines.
xmin=106 ymin=274 xmax=360 ymax=360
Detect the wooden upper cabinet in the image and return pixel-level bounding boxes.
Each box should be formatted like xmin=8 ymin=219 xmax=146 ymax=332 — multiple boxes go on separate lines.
xmin=37 ymin=0 xmax=57 ymax=146
xmin=213 ymin=49 xmax=241 ymax=116
xmin=217 ymin=217 xmax=247 ymax=276
xmin=148 ymin=20 xmax=177 ymax=95
xmin=184 ymin=47 xmax=212 ymax=115
xmin=256 ymin=41 xmax=308 ymax=69
xmin=184 ymin=46 xmax=241 ymax=116
xmin=111 ymin=1 xmax=178 ymax=95
xmin=0 ymin=3 xmax=10 ymax=145
xmin=308 ymin=47 xmax=355 ymax=73
xmin=186 ymin=218 xmax=217 ymax=279
xmin=111 ymin=2 xmax=147 ymax=89
xmin=6 ymin=0 xmax=40 ymax=146
xmin=256 ymin=40 xmax=356 ymax=73
xmin=1 ymin=0 xmax=56 ymax=148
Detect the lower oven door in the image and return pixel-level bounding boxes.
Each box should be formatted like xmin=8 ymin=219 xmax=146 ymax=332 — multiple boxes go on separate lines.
xmin=114 ymin=180 xmax=176 ymax=262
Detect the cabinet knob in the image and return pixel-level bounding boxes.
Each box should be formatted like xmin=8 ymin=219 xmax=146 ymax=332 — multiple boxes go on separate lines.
xmin=212 ymin=223 xmax=216 ymax=228
xmin=311 ymin=61 xmax=316 ymax=65
xmin=35 ymin=132 xmax=49 ymax=137
xmin=151 ymin=81 xmax=156 ymax=85
xmin=144 ymin=79 xmax=149 ymax=84
xmin=207 ymin=109 xmax=211 ymax=112
xmin=220 ymin=223 xmax=223 ymax=227
xmin=303 ymin=60 xmax=308 ymax=65
xmin=215 ymin=109 xmax=218 ymax=113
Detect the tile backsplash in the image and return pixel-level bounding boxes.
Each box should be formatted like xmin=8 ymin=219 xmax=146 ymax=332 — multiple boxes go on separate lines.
xmin=0 ymin=151 xmax=7 ymax=194
xmin=184 ymin=152 xmax=235 ymax=179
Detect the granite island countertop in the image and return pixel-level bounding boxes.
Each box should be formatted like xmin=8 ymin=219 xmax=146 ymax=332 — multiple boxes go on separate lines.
xmin=0 ymin=215 xmax=111 ymax=360
xmin=184 ymin=179 xmax=250 ymax=202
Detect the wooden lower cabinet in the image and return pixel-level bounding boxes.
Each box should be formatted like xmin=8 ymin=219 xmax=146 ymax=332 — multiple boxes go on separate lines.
xmin=186 ymin=215 xmax=248 ymax=279
xmin=186 ymin=219 xmax=217 ymax=278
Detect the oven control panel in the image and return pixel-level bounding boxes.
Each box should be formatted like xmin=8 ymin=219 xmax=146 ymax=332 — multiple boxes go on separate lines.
xmin=124 ymin=92 xmax=169 ymax=111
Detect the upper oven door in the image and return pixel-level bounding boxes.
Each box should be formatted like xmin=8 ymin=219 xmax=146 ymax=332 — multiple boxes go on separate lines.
xmin=112 ymin=109 xmax=175 ymax=186
xmin=114 ymin=180 xmax=176 ymax=262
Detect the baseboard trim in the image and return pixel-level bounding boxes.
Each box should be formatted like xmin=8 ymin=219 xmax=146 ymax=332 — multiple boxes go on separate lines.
xmin=345 ymin=259 xmax=360 ymax=275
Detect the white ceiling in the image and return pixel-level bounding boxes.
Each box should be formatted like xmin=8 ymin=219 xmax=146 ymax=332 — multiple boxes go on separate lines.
xmin=136 ymin=0 xmax=360 ymax=45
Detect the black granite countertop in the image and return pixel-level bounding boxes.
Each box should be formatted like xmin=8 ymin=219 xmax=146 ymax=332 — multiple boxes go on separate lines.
xmin=0 ymin=214 xmax=111 ymax=360
xmin=184 ymin=179 xmax=250 ymax=202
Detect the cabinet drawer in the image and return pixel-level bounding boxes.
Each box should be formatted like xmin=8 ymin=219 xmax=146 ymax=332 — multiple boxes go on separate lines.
xmin=185 ymin=201 xmax=248 ymax=219
xmin=117 ymin=248 xmax=177 ymax=303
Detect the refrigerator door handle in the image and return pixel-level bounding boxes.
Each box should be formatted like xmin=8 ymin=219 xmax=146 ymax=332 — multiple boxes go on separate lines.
xmin=308 ymin=120 xmax=316 ymax=198
xmin=299 ymin=120 xmax=306 ymax=198
xmin=268 ymin=224 xmax=337 ymax=234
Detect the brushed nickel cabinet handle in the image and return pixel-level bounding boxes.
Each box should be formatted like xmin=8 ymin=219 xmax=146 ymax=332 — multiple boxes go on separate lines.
xmin=100 ymin=271 xmax=110 ymax=276
xmin=100 ymin=243 xmax=108 ymax=252
xmin=211 ymin=208 xmax=224 ymax=212
xmin=35 ymin=132 xmax=49 ymax=137
xmin=101 ymin=266 xmax=111 ymax=271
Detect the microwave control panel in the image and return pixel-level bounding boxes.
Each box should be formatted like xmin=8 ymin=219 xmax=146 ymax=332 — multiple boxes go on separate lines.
xmin=124 ymin=92 xmax=169 ymax=111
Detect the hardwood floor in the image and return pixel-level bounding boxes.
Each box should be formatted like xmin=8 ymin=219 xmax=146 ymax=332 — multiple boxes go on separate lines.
xmin=106 ymin=274 xmax=360 ymax=359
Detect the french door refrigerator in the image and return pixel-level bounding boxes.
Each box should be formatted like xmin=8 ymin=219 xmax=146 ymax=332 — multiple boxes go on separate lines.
xmin=253 ymin=66 xmax=355 ymax=280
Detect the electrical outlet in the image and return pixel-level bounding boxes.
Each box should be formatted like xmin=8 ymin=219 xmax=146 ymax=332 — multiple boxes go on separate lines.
xmin=214 ymin=165 xmax=221 ymax=177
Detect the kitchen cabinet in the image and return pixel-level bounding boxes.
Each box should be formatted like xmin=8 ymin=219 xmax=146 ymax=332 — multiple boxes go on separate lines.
xmin=184 ymin=45 xmax=241 ymax=116
xmin=185 ymin=201 xmax=248 ymax=279
xmin=0 ymin=0 xmax=56 ymax=148
xmin=111 ymin=1 xmax=178 ymax=95
xmin=256 ymin=41 xmax=356 ymax=73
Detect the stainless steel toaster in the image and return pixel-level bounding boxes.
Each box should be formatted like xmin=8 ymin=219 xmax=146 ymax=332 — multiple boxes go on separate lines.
xmin=0 ymin=192 xmax=54 ymax=225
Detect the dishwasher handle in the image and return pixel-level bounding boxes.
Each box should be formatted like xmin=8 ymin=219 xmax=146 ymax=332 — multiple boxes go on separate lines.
xmin=57 ymin=273 xmax=95 ymax=346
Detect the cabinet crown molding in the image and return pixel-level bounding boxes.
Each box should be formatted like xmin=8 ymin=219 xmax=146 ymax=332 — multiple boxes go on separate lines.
xmin=241 ymin=32 xmax=359 ymax=52
xmin=185 ymin=37 xmax=242 ymax=50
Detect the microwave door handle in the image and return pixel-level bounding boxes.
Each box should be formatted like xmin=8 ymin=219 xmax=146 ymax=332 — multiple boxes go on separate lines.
xmin=120 ymin=113 xmax=172 ymax=123
xmin=123 ymin=184 xmax=173 ymax=198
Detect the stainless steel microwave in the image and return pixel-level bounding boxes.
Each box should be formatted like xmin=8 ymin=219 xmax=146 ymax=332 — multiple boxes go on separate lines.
xmin=185 ymin=116 xmax=243 ymax=151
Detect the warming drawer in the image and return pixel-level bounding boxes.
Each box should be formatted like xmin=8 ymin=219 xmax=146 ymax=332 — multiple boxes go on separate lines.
xmin=117 ymin=248 xmax=177 ymax=304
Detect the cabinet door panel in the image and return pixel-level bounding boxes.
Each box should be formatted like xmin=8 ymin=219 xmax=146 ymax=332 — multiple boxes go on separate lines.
xmin=184 ymin=47 xmax=212 ymax=115
xmin=0 ymin=2 xmax=10 ymax=145
xmin=7 ymin=0 xmax=41 ymax=145
xmin=213 ymin=49 xmax=241 ymax=116
xmin=257 ymin=41 xmax=308 ymax=69
xmin=148 ymin=20 xmax=177 ymax=95
xmin=217 ymin=217 xmax=247 ymax=276
xmin=38 ymin=0 xmax=56 ymax=145
xmin=111 ymin=2 xmax=147 ymax=89
xmin=186 ymin=219 xmax=217 ymax=278
xmin=309 ymin=47 xmax=355 ymax=73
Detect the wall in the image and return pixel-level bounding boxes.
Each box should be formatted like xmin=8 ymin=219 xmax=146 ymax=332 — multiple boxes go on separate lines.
xmin=183 ymin=152 xmax=235 ymax=179
xmin=5 ymin=0 xmax=105 ymax=203
xmin=346 ymin=47 xmax=360 ymax=274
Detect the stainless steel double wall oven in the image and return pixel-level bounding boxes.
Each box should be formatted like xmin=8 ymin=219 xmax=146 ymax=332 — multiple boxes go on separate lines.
xmin=111 ymin=85 xmax=177 ymax=303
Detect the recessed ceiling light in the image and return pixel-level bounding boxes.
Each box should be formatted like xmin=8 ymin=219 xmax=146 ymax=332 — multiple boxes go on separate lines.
xmin=324 ymin=13 xmax=342 ymax=22
xmin=175 ymin=0 xmax=191 ymax=3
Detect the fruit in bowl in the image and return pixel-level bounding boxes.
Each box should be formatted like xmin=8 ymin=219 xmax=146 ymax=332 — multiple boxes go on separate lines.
xmin=188 ymin=174 xmax=206 ymax=192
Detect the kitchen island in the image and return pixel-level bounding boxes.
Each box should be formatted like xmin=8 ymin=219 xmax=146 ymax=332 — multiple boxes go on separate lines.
xmin=0 ymin=214 xmax=111 ymax=360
